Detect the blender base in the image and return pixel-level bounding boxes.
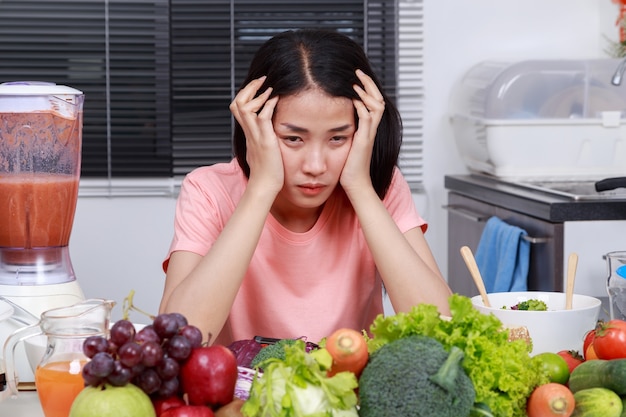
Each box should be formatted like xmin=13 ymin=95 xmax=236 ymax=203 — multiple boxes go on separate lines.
xmin=0 ymin=281 xmax=85 ymax=384
xmin=0 ymin=281 xmax=85 ymax=317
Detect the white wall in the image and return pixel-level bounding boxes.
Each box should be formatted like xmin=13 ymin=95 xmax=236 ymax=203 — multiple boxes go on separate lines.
xmin=70 ymin=0 xmax=621 ymax=320
xmin=419 ymin=0 xmax=618 ymax=277
xmin=71 ymin=196 xmax=176 ymax=321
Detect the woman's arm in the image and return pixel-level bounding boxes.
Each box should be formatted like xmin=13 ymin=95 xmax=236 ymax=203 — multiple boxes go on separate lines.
xmin=341 ymin=70 xmax=452 ymax=315
xmin=159 ymin=77 xmax=283 ymax=342
xmin=159 ymin=183 xmax=276 ymax=342
xmin=347 ymin=186 xmax=452 ymax=315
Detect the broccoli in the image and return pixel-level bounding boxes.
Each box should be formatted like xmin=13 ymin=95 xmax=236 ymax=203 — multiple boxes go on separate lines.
xmin=250 ymin=338 xmax=298 ymax=369
xmin=358 ymin=335 xmax=475 ymax=417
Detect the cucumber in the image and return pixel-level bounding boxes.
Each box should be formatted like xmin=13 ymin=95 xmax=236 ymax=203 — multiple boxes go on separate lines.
xmin=572 ymin=388 xmax=622 ymax=417
xmin=569 ymin=359 xmax=626 ymax=395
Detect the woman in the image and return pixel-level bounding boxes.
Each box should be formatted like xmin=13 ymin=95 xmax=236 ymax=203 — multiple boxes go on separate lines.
xmin=159 ymin=29 xmax=452 ymax=345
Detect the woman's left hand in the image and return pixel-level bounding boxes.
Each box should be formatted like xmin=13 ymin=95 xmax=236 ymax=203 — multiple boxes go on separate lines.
xmin=340 ymin=69 xmax=385 ymax=194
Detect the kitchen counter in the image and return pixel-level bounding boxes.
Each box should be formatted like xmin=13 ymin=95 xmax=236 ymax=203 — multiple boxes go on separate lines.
xmin=444 ymin=174 xmax=626 ymax=298
xmin=444 ymin=174 xmax=626 ymax=222
xmin=0 ymin=391 xmax=44 ymax=417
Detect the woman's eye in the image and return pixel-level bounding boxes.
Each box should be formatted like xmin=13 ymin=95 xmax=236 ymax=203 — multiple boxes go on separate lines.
xmin=282 ymin=136 xmax=302 ymax=144
xmin=331 ymin=136 xmax=348 ymax=143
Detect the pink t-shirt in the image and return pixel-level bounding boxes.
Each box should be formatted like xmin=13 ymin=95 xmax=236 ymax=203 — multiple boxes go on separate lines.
xmin=163 ymin=159 xmax=426 ymax=345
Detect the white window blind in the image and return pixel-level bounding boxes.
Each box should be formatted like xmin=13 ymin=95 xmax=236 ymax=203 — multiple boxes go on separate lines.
xmin=397 ymin=0 xmax=425 ymax=192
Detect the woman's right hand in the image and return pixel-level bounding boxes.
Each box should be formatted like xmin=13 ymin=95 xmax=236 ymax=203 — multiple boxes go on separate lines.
xmin=229 ymin=76 xmax=283 ymax=194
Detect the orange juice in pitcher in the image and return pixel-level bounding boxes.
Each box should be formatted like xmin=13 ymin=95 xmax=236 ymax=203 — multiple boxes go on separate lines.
xmin=3 ymin=299 xmax=114 ymax=416
xmin=35 ymin=359 xmax=86 ymax=417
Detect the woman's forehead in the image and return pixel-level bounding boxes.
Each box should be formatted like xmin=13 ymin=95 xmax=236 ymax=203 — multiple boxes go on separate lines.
xmin=276 ymin=88 xmax=352 ymax=110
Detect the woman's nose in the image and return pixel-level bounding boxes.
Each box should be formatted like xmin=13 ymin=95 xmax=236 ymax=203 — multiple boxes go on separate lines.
xmin=302 ymin=149 xmax=326 ymax=175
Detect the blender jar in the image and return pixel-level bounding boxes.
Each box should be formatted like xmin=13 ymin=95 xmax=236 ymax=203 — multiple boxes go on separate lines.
xmin=0 ymin=81 xmax=84 ymax=285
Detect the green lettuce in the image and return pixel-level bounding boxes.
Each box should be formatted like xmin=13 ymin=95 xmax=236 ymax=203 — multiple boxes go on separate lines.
xmin=241 ymin=340 xmax=359 ymax=417
xmin=367 ymin=294 xmax=548 ymax=417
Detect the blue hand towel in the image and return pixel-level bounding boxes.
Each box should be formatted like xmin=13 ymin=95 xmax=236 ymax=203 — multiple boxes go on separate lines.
xmin=474 ymin=216 xmax=530 ymax=293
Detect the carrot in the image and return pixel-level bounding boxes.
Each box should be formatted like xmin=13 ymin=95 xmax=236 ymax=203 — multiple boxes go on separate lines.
xmin=325 ymin=328 xmax=369 ymax=377
xmin=527 ymin=382 xmax=575 ymax=417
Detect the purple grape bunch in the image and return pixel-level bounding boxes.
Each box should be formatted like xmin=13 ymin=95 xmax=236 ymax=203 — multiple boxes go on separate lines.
xmin=81 ymin=312 xmax=204 ymax=399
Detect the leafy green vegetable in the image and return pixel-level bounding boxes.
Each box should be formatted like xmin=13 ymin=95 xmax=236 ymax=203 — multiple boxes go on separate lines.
xmin=366 ymin=294 xmax=549 ymax=417
xmin=506 ymin=299 xmax=548 ymax=311
xmin=241 ymin=340 xmax=359 ymax=417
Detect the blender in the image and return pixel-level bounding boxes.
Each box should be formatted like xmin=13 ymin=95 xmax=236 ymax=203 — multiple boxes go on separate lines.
xmin=0 ymin=82 xmax=86 ymax=388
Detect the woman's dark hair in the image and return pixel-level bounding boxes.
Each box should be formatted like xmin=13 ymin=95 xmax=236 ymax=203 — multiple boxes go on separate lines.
xmin=233 ymin=29 xmax=402 ymax=199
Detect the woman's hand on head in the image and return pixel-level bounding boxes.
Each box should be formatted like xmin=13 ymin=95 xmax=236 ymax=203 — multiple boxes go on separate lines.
xmin=340 ymin=69 xmax=385 ymax=195
xmin=230 ymin=76 xmax=284 ymax=193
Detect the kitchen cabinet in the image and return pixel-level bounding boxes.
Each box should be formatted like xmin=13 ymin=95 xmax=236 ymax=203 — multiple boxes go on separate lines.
xmin=444 ymin=174 xmax=626 ymax=300
xmin=446 ymin=192 xmax=562 ymax=296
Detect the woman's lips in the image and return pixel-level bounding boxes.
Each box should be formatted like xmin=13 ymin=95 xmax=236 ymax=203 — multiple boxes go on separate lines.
xmin=298 ymin=183 xmax=326 ymax=196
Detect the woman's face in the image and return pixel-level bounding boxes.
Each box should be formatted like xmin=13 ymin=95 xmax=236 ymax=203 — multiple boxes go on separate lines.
xmin=271 ymin=88 xmax=355 ymax=215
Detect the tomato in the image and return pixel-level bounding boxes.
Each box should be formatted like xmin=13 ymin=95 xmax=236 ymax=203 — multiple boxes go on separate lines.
xmin=532 ymin=352 xmax=570 ymax=385
xmin=585 ymin=343 xmax=599 ymax=360
xmin=583 ymin=328 xmax=596 ymax=354
xmin=593 ymin=319 xmax=626 ymax=360
xmin=557 ymin=350 xmax=584 ymax=373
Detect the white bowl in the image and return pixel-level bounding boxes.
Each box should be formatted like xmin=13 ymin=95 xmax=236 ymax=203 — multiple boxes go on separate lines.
xmin=471 ymin=291 xmax=601 ymax=355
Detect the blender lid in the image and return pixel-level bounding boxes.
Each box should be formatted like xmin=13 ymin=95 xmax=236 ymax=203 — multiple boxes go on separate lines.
xmin=0 ymin=81 xmax=83 ymax=96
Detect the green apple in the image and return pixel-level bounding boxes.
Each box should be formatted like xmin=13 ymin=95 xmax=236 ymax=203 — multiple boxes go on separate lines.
xmin=69 ymin=383 xmax=156 ymax=417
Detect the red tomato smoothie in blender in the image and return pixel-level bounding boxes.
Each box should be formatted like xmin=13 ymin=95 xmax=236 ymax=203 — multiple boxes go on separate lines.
xmin=0 ymin=173 xmax=79 ymax=248
xmin=0 ymin=110 xmax=81 ymax=272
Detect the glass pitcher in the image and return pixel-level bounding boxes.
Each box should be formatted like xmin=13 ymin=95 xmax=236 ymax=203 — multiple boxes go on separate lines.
xmin=607 ymin=251 xmax=626 ymax=321
xmin=2 ymin=299 xmax=114 ymax=417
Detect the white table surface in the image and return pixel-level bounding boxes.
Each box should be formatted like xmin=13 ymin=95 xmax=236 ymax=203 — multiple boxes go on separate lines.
xmin=0 ymin=391 xmax=45 ymax=417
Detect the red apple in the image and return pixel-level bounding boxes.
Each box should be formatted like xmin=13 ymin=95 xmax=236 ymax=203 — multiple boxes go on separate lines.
xmin=153 ymin=395 xmax=186 ymax=416
xmin=180 ymin=345 xmax=238 ymax=408
xmin=161 ymin=405 xmax=215 ymax=417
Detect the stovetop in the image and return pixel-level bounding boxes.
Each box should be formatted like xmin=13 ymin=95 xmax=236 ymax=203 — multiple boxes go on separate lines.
xmin=514 ymin=179 xmax=626 ymax=201
xmin=473 ymin=175 xmax=626 ymax=201
xmin=446 ymin=174 xmax=626 ymax=222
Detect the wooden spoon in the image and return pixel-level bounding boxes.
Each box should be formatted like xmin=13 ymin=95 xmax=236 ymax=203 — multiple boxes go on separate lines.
xmin=460 ymin=245 xmax=491 ymax=307
xmin=565 ymin=252 xmax=578 ymax=310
